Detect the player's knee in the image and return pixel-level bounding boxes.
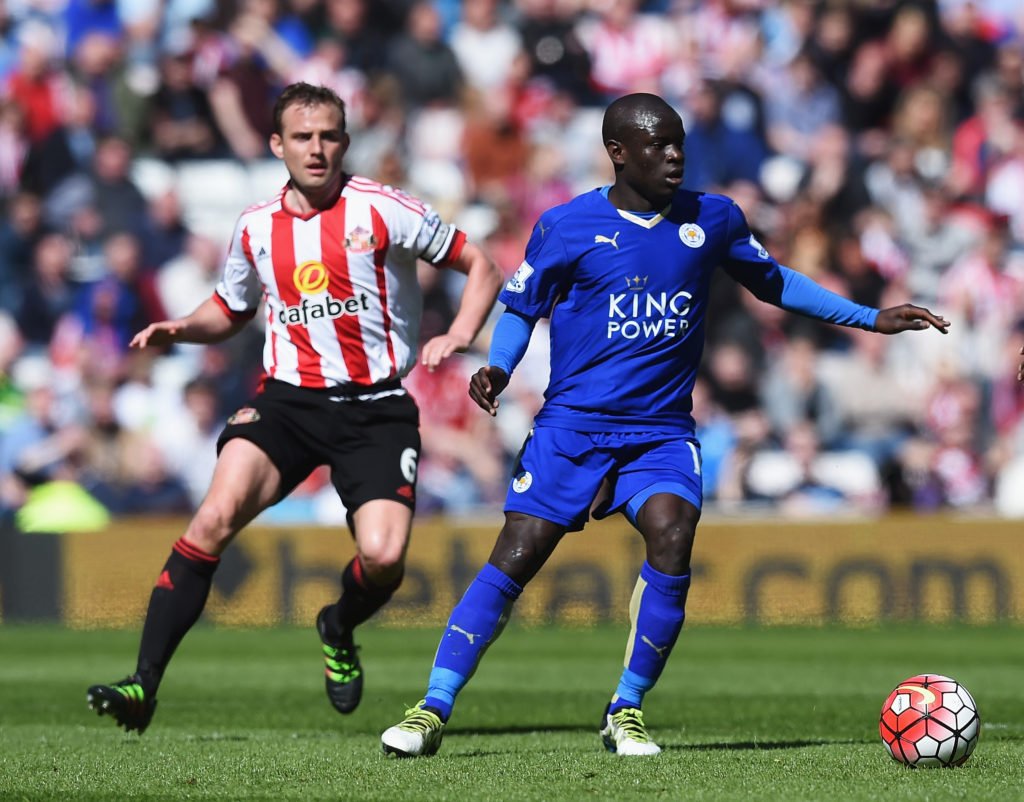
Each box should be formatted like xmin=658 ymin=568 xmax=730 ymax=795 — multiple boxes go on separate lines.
xmin=186 ymin=502 xmax=238 ymax=553
xmin=645 ymin=520 xmax=696 ymax=576
xmin=488 ymin=513 xmax=563 ymax=584
xmin=357 ymin=539 xmax=405 ymax=581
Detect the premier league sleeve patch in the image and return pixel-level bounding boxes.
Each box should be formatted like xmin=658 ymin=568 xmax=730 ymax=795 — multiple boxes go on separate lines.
xmin=748 ymin=234 xmax=770 ymax=259
xmin=505 ymin=261 xmax=534 ymax=293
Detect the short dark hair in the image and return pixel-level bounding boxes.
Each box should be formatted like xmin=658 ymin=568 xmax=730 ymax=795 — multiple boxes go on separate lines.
xmin=272 ymin=83 xmax=347 ymax=136
xmin=601 ymin=93 xmax=678 ymax=144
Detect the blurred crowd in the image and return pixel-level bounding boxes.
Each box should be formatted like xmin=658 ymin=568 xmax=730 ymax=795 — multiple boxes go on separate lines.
xmin=2 ymin=0 xmax=1024 ymax=527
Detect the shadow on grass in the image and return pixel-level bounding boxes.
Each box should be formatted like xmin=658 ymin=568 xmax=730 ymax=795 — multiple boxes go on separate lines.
xmin=452 ymin=725 xmax=873 ymax=754
xmin=676 ymin=739 xmax=864 ymax=752
xmin=454 ymin=724 xmax=595 ymax=735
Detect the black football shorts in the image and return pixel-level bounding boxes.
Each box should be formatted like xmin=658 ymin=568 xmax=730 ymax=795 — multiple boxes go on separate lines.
xmin=217 ymin=378 xmax=421 ymax=514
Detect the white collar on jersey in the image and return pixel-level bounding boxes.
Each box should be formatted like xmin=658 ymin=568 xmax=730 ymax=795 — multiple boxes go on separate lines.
xmin=615 ymin=205 xmax=672 ymax=229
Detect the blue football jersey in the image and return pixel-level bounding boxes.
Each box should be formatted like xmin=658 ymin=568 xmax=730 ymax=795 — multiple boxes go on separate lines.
xmin=499 ymin=188 xmax=786 ymax=433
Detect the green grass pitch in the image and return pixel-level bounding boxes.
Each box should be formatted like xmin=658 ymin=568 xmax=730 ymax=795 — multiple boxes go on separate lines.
xmin=1 ymin=623 xmax=1022 ymax=801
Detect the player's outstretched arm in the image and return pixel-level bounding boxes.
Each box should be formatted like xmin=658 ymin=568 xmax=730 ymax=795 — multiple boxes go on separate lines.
xmin=873 ymin=304 xmax=950 ymax=335
xmin=421 ymin=241 xmax=502 ymax=371
xmin=130 ymin=296 xmax=247 ymax=349
xmin=469 ymin=366 xmax=510 ymax=417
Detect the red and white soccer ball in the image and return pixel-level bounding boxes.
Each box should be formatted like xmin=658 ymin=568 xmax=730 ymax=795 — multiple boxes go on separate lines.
xmin=879 ymin=674 xmax=980 ymax=768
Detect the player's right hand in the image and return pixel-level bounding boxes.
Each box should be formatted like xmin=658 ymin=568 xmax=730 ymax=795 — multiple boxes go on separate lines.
xmin=469 ymin=366 xmax=510 ymax=416
xmin=130 ymin=320 xmax=184 ymax=349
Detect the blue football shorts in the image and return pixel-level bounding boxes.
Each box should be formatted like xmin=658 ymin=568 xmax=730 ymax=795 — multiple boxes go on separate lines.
xmin=503 ymin=425 xmax=703 ymax=531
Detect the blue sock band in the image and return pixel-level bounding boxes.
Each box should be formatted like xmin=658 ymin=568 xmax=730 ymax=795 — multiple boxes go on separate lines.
xmin=610 ymin=562 xmax=690 ymax=713
xmin=425 ymin=563 xmax=523 ymax=719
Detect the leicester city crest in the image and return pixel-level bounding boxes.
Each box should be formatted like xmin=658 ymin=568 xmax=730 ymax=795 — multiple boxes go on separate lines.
xmin=679 ymin=223 xmax=706 ymax=248
xmin=512 ymin=471 xmax=533 ymax=493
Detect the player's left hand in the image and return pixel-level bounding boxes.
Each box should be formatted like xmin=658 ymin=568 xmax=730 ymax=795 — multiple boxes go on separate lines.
xmin=1018 ymin=345 xmax=1024 ymax=383
xmin=873 ymin=304 xmax=950 ymax=335
xmin=420 ymin=333 xmax=471 ymax=371
xmin=469 ymin=366 xmax=510 ymax=416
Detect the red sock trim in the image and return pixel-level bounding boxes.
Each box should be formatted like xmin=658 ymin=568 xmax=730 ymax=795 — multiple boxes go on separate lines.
xmin=348 ymin=556 xmax=403 ymax=593
xmin=173 ymin=537 xmax=220 ymax=564
xmin=351 ymin=555 xmax=365 ymax=587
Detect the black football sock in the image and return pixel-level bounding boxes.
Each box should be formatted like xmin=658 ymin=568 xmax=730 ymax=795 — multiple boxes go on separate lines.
xmin=321 ymin=557 xmax=402 ymax=644
xmin=135 ymin=537 xmax=220 ymax=694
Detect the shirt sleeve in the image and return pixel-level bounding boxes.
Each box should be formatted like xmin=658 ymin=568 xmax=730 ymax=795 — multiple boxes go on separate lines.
xmin=379 ymin=187 xmax=467 ymax=267
xmin=213 ymin=215 xmax=262 ymax=320
xmin=720 ymin=201 xmax=879 ymax=330
xmin=488 ymin=307 xmax=538 ymax=375
xmin=498 ymin=211 xmax=572 ymax=318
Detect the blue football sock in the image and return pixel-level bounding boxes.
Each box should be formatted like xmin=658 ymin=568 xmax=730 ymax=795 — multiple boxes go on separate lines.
xmin=424 ymin=563 xmax=522 ymax=720
xmin=609 ymin=562 xmax=690 ymax=713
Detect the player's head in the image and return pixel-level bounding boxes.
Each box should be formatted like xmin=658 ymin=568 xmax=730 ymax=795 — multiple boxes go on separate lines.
xmin=272 ymin=82 xmax=347 ymax=136
xmin=602 ymin=93 xmax=685 ymax=209
xmin=270 ymin=83 xmax=350 ymax=201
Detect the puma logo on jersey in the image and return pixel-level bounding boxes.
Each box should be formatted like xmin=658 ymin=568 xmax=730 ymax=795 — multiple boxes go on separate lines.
xmin=641 ymin=635 xmax=668 ymax=659
xmin=595 ymin=232 xmax=620 ymax=249
xmin=449 ymin=625 xmax=479 ymax=644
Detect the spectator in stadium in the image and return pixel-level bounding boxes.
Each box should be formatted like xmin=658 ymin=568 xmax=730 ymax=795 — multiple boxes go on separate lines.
xmin=764 ymin=49 xmax=842 ymax=165
xmin=461 ymin=88 xmax=530 ymax=201
xmin=18 ymin=81 xmax=99 ymax=199
xmin=144 ymin=42 xmax=224 ymax=162
xmin=680 ymin=79 xmax=767 ymax=193
xmin=50 ymin=230 xmax=156 ymax=376
xmin=76 ymin=134 xmax=149 ymax=237
xmin=138 ymin=185 xmax=191 ymax=272
xmin=404 ymin=351 xmax=506 ymax=514
xmin=2 ymin=21 xmax=68 ymax=145
xmin=85 ymin=82 xmax=502 ymax=735
xmin=915 ymin=361 xmax=988 ymax=510
xmin=315 ymin=0 xmax=389 ymax=77
xmin=14 ymin=231 xmax=75 ymax=349
xmin=380 ymin=92 xmax=950 ymax=759
xmin=938 ymin=213 xmax=1022 ymax=383
xmin=574 ymin=0 xmax=676 ymax=101
xmin=384 ymin=0 xmax=463 ymax=110
xmin=151 ymin=375 xmax=222 ymax=509
xmin=0 ymin=354 xmax=86 ymax=519
xmin=78 ymin=374 xmax=192 ymax=515
xmin=900 ymin=183 xmax=978 ymax=309
xmin=515 ymin=0 xmax=594 ymax=103
xmin=879 ymin=4 xmax=937 ymax=93
xmin=0 ymin=191 xmax=42 ymax=316
xmin=840 ymin=39 xmax=896 ymax=152
xmin=205 ymin=0 xmax=294 ymax=161
xmin=818 ymin=324 xmax=927 ymax=474
xmin=449 ymin=0 xmax=522 ymax=95
xmin=759 ymin=329 xmax=844 ymax=449
xmin=951 ymin=74 xmax=1024 ymax=200
xmin=744 ymin=417 xmax=883 ymax=516
xmin=153 ymin=230 xmax=221 ymax=319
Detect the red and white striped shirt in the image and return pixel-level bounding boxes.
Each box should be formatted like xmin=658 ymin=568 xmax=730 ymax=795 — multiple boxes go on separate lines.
xmin=213 ymin=175 xmax=467 ymax=389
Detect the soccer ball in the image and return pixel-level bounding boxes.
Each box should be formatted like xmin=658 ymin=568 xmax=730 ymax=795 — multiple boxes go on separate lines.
xmin=879 ymin=674 xmax=980 ymax=768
